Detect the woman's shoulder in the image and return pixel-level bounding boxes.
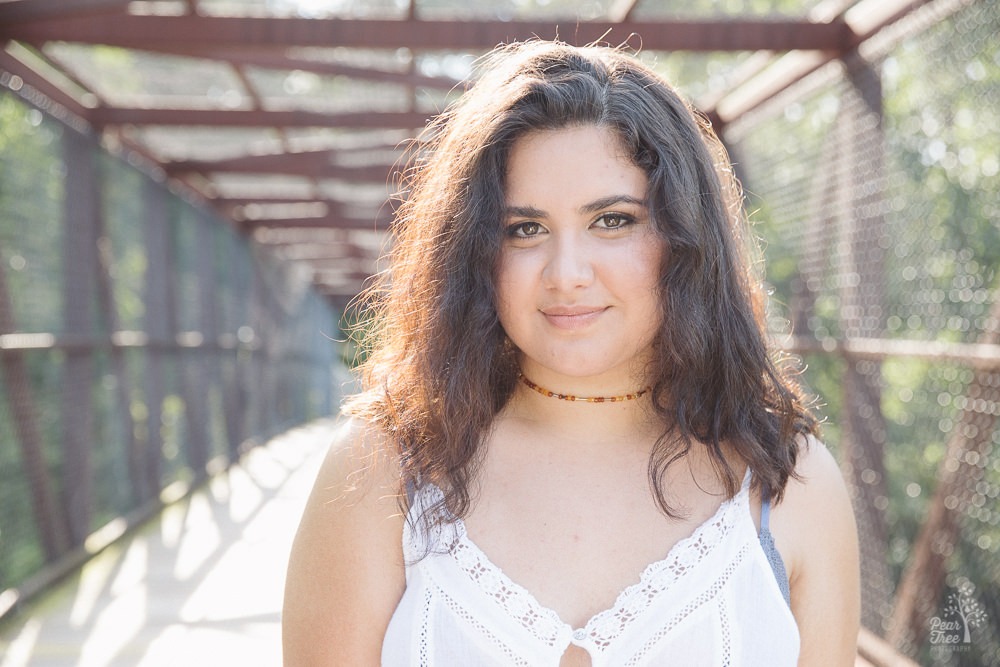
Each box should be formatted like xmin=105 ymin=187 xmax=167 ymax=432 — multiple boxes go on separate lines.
xmin=772 ymin=434 xmax=856 ymax=559
xmin=786 ymin=434 xmax=849 ymax=502
xmin=282 ymin=414 xmax=406 ymax=665
xmin=325 ymin=414 xmax=402 ymax=493
xmin=769 ymin=434 xmax=861 ymax=664
xmin=299 ymin=414 xmax=407 ymax=547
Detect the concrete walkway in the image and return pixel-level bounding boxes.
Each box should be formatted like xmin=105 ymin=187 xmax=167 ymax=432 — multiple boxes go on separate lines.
xmin=0 ymin=415 xmax=885 ymax=667
xmin=0 ymin=419 xmax=337 ymax=667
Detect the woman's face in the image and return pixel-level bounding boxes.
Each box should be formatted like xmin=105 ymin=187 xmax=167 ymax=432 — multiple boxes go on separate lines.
xmin=496 ymin=124 xmax=665 ymax=393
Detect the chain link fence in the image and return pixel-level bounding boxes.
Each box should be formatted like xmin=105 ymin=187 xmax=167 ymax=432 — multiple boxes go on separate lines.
xmin=0 ymin=89 xmax=338 ymax=614
xmin=725 ymin=1 xmax=999 ymax=664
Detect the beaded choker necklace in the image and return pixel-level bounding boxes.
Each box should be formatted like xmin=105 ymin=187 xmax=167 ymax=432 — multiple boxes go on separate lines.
xmin=519 ymin=374 xmax=650 ymax=403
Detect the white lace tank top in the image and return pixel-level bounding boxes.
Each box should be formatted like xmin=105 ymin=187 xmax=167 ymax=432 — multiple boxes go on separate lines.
xmin=381 ymin=471 xmax=799 ymax=666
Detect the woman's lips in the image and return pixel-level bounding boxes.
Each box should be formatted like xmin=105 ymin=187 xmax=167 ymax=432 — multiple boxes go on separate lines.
xmin=541 ymin=306 xmax=608 ymax=330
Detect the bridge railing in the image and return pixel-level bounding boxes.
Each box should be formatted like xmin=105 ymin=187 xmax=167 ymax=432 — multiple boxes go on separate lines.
xmin=0 ymin=90 xmax=338 ymax=618
xmin=725 ymin=1 xmax=1000 ymax=664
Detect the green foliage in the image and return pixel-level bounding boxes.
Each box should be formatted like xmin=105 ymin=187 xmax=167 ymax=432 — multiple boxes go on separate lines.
xmin=737 ymin=3 xmax=1000 ymax=663
xmin=881 ymin=22 xmax=1000 ymax=345
xmin=0 ymin=93 xmax=64 ymax=334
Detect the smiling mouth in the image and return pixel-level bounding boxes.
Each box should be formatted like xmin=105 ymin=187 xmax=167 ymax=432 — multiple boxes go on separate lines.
xmin=541 ymin=306 xmax=608 ymax=329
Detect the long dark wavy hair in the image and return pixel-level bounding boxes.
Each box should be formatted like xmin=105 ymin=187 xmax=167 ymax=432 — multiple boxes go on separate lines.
xmin=344 ymin=40 xmax=817 ymax=522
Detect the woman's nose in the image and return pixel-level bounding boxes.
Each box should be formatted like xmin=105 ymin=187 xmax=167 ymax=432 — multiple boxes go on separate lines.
xmin=542 ymin=234 xmax=594 ymax=291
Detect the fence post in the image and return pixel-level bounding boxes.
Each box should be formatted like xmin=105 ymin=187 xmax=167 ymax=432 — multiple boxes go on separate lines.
xmin=169 ymin=207 xmax=208 ymax=480
xmin=61 ymin=127 xmax=99 ymax=546
xmin=836 ymin=56 xmax=893 ymax=632
xmin=194 ymin=211 xmax=217 ymax=463
xmin=220 ymin=235 xmax=243 ymax=461
xmin=93 ymin=156 xmax=141 ymax=506
xmin=141 ymin=176 xmax=171 ymax=498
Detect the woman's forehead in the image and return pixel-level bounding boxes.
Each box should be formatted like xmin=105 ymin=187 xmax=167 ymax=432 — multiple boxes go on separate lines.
xmin=504 ymin=125 xmax=646 ymax=202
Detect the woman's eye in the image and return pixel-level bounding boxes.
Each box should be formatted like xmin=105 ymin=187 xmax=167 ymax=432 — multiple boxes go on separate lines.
xmin=595 ymin=213 xmax=633 ymax=229
xmin=508 ymin=221 xmax=543 ymax=237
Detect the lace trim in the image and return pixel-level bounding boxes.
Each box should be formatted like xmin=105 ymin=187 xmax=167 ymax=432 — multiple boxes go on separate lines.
xmin=436 ymin=581 xmax=536 ymax=665
xmin=721 ymin=587 xmax=733 ymax=666
xmin=581 ymin=480 xmax=749 ymax=650
xmin=448 ymin=534 xmax=569 ymax=647
xmin=412 ymin=473 xmax=751 ymax=652
xmin=419 ymin=586 xmax=432 ymax=665
xmin=624 ymin=543 xmax=749 ymax=665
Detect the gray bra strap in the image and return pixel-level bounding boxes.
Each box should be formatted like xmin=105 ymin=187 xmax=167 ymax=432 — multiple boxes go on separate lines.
xmin=761 ymin=493 xmax=774 ymax=530
xmin=759 ymin=494 xmax=791 ymax=607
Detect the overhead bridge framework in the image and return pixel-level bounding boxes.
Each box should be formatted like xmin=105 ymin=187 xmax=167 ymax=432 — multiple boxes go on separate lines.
xmin=1 ymin=4 xmax=998 ymax=665
xmin=0 ymin=0 xmax=934 ymax=303
xmin=4 ymin=14 xmax=857 ymax=52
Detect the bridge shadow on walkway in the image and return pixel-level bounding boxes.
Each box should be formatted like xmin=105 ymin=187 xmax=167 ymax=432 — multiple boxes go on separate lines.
xmin=0 ymin=419 xmax=337 ymax=667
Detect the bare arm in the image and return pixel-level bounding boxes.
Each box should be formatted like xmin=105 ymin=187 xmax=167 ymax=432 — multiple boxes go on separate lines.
xmin=772 ymin=436 xmax=861 ymax=666
xmin=282 ymin=418 xmax=406 ymax=666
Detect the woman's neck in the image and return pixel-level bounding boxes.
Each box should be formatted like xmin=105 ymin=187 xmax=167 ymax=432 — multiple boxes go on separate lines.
xmin=502 ymin=381 xmax=661 ymax=449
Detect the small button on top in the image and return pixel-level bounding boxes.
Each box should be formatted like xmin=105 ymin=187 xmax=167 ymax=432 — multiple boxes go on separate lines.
xmin=572 ymin=629 xmax=587 ymax=642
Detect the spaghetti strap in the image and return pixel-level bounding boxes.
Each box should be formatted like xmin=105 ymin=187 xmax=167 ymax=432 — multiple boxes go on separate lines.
xmin=405 ymin=476 xmax=417 ymax=507
xmin=758 ymin=490 xmax=791 ymax=607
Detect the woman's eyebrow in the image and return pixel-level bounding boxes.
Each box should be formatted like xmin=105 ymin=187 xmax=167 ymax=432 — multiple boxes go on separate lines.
xmin=505 ymin=196 xmax=647 ymax=219
xmin=503 ymin=205 xmax=547 ymax=219
xmin=579 ymin=194 xmax=647 ymax=214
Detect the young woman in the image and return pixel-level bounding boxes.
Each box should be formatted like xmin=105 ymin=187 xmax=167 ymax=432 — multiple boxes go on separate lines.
xmin=283 ymin=40 xmax=860 ymax=666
